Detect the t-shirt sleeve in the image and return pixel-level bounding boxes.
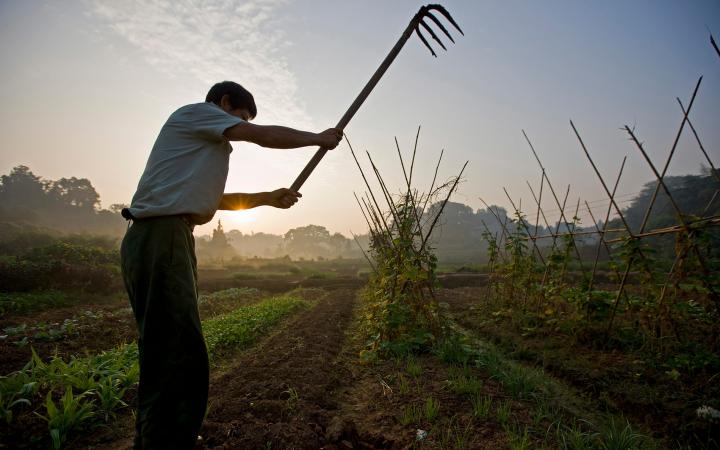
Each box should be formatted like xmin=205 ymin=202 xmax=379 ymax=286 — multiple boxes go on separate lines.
xmin=184 ymin=103 xmax=244 ymax=141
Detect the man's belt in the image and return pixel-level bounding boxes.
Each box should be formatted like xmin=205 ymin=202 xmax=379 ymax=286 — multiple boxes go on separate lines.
xmin=121 ymin=208 xmax=195 ymax=230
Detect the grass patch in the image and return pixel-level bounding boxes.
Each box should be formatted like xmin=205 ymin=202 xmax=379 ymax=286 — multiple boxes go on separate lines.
xmin=232 ymin=271 xmax=296 ymax=280
xmin=444 ymin=323 xmax=657 ymax=448
xmin=198 ymin=287 xmax=260 ymax=304
xmin=0 ymin=291 xmax=79 ymax=317
xmin=446 ymin=365 xmax=483 ymax=396
xmin=405 ymin=358 xmax=422 ymax=378
xmin=496 ymin=399 xmax=512 ymax=425
xmin=203 ymin=294 xmax=309 ymax=358
xmin=399 ymin=403 xmax=422 ymax=426
xmin=471 ymin=394 xmax=492 ymax=419
xmin=305 ymin=271 xmax=337 ymax=280
xmin=424 ymin=397 xmax=440 ymax=422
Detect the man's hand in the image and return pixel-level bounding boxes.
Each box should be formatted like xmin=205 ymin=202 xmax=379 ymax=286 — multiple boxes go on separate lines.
xmin=266 ymin=188 xmax=302 ymax=209
xmin=316 ymin=128 xmax=343 ymax=150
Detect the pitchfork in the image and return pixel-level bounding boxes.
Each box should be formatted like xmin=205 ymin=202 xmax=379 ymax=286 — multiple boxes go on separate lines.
xmin=289 ymin=4 xmax=463 ymax=192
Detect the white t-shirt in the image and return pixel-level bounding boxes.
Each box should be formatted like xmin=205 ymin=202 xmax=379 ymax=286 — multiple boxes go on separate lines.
xmin=128 ymin=102 xmax=243 ymax=225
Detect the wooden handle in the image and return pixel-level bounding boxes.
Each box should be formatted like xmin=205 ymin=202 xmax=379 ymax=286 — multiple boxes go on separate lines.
xmin=290 ymin=147 xmax=328 ymax=192
xmin=289 ymin=13 xmax=421 ymax=192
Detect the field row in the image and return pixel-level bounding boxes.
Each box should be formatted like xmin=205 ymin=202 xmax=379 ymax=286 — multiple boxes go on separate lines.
xmin=0 ymin=290 xmax=311 ymax=449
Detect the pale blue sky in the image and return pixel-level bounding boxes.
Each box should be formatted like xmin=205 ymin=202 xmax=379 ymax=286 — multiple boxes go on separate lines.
xmin=1 ymin=0 xmax=718 ymax=235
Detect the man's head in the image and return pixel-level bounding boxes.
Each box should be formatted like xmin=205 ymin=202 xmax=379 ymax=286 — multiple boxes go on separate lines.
xmin=206 ymin=81 xmax=257 ymax=121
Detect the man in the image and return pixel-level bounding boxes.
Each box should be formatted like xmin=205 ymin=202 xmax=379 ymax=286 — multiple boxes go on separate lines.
xmin=120 ymin=81 xmax=342 ymax=449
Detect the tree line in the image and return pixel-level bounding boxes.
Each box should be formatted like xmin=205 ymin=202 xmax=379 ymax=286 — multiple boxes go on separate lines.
xmin=1 ymin=165 xmax=716 ymax=263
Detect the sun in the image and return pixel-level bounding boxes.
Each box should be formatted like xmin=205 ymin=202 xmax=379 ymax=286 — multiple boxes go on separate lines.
xmin=218 ymin=209 xmax=258 ymax=227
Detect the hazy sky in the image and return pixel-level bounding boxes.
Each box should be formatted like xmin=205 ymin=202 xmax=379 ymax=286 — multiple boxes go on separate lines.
xmin=1 ymin=0 xmax=719 ymax=236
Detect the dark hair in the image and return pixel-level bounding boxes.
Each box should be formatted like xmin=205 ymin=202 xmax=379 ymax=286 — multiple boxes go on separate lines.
xmin=205 ymin=81 xmax=257 ymax=118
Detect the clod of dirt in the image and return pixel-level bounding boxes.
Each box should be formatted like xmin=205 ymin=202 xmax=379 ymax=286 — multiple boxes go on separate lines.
xmin=325 ymin=416 xmax=357 ymax=442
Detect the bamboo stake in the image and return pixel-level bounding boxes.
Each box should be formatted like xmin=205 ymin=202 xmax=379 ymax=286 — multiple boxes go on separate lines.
xmin=420 ymin=161 xmax=469 ymax=253
xmin=677 ymin=99 xmax=720 ymax=185
xmin=350 ymin=230 xmax=377 ymax=273
xmin=503 ymin=187 xmax=547 ymax=266
xmin=569 ymin=120 xmax=645 ymax=337
xmin=636 ymin=77 xmax=702 ymax=235
xmin=625 ymin=125 xmax=719 ymax=304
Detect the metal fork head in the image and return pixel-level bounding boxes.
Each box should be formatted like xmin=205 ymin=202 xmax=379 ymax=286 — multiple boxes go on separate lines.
xmin=414 ymin=4 xmax=464 ymax=57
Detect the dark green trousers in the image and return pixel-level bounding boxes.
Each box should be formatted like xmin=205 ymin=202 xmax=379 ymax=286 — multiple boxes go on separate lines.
xmin=121 ymin=216 xmax=208 ymax=450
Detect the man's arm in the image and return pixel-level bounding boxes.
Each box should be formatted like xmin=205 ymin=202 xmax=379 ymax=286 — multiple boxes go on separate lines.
xmin=218 ymin=188 xmax=302 ymax=210
xmin=223 ymin=122 xmax=342 ymax=150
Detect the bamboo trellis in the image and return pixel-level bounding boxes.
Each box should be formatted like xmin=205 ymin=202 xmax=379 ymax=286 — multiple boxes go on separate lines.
xmin=479 ymin=67 xmax=720 ymax=338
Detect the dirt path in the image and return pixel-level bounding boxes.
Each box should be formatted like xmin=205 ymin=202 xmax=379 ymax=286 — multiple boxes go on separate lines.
xmin=200 ymin=288 xmax=358 ymax=449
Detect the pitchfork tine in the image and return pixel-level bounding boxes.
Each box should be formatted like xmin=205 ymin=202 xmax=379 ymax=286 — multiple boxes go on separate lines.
xmin=425 ymin=12 xmax=455 ymax=43
xmin=419 ymin=19 xmax=447 ymax=51
xmin=415 ymin=28 xmax=437 ymax=57
xmin=427 ymin=4 xmax=464 ymax=35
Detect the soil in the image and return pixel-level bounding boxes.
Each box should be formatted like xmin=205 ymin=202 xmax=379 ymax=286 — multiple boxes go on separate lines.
xmin=76 ymin=286 xmax=518 ymax=449
xmin=12 ymin=277 xmax=695 ymax=449
xmin=200 ymin=288 xmax=357 ymax=449
xmin=0 ymin=299 xmax=135 ymax=373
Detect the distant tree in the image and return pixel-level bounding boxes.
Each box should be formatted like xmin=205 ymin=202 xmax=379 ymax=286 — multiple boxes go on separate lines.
xmin=109 ymin=203 xmax=128 ymax=214
xmin=0 ymin=165 xmax=125 ymax=236
xmin=284 ymin=225 xmax=333 ymax=258
xmin=47 ymin=177 xmax=101 ymax=211
xmin=330 ymin=232 xmax=351 ymax=256
xmin=618 ymin=172 xmax=720 ymax=232
xmin=0 ymin=165 xmax=48 ymax=212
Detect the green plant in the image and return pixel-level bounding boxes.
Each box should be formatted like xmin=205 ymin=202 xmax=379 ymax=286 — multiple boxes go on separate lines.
xmin=399 ymin=403 xmax=422 ymax=426
xmin=0 ymin=372 xmax=37 ymax=424
xmin=396 ymin=373 xmax=410 ymax=395
xmin=203 ymin=295 xmax=308 ymax=358
xmin=424 ymin=397 xmax=440 ymax=422
xmin=501 ymin=365 xmax=543 ymax=399
xmin=95 ymin=377 xmax=127 ymax=421
xmin=507 ymin=422 xmax=532 ymax=450
xmin=353 ymin=140 xmax=465 ymax=359
xmin=405 ymin=358 xmax=422 ymax=378
xmin=283 ymin=387 xmax=299 ymax=410
xmin=435 ymin=333 xmax=473 ymax=365
xmin=599 ymin=417 xmax=647 ymax=450
xmin=496 ymin=400 xmax=511 ymax=424
xmin=532 ymin=399 xmax=551 ymax=426
xmin=0 ymin=291 xmax=77 ymax=317
xmin=198 ymin=287 xmax=260 ymax=305
xmin=38 ymin=389 xmax=96 ymax=450
xmin=471 ymin=394 xmax=492 ymax=419
xmin=552 ymin=419 xmax=596 ymax=450
xmin=447 ymin=371 xmax=483 ymax=396
xmin=437 ymin=415 xmax=472 ymax=450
